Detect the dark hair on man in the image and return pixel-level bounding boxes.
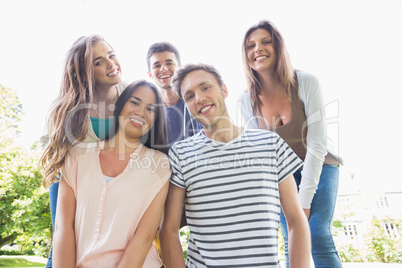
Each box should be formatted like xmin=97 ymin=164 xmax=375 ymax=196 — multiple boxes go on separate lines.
xmin=146 ymin=42 xmax=181 ymax=71
xmin=106 ymin=80 xmax=168 ymax=154
xmin=172 ymin=63 xmax=224 ymax=98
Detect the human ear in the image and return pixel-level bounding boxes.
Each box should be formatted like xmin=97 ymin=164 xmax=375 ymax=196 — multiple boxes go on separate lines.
xmin=221 ymin=84 xmax=228 ymax=98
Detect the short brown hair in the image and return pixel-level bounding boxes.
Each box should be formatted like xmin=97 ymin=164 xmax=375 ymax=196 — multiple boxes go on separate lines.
xmin=146 ymin=42 xmax=181 ymax=71
xmin=172 ymin=63 xmax=224 ymax=98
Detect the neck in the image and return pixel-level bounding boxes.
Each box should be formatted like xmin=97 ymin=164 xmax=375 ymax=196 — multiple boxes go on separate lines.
xmin=94 ymin=84 xmax=118 ymax=102
xmin=202 ymin=113 xmax=242 ymax=143
xmin=92 ymin=85 xmax=118 ymax=118
xmin=160 ymin=87 xmax=180 ymax=107
xmin=104 ymin=130 xmax=141 ymax=155
xmin=256 ymin=71 xmax=281 ymax=96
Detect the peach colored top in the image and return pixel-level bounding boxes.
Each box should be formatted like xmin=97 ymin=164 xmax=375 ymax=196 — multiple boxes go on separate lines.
xmin=61 ymin=142 xmax=171 ymax=268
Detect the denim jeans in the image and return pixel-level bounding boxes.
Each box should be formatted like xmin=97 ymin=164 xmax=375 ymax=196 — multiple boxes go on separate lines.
xmin=280 ymin=165 xmax=342 ymax=268
xmin=46 ymin=179 xmax=59 ymax=268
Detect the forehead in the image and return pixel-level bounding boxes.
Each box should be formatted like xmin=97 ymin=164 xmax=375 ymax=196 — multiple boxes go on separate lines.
xmin=92 ymin=41 xmax=112 ymax=54
xmin=181 ymin=70 xmax=218 ymax=93
xmin=247 ymin=28 xmax=272 ymax=42
xmin=149 ymin=51 xmax=178 ymax=64
xmin=129 ymin=86 xmax=156 ymax=104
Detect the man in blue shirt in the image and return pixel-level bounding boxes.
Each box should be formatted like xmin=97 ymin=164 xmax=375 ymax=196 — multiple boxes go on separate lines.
xmin=147 ymin=42 xmax=202 ymax=227
xmin=147 ymin=42 xmax=202 ymax=148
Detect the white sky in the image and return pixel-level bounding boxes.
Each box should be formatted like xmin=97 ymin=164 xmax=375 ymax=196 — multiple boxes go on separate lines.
xmin=1 ymin=0 xmax=401 ymax=193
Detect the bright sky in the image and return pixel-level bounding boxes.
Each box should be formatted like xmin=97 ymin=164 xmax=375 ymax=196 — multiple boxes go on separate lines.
xmin=1 ymin=0 xmax=401 ymax=193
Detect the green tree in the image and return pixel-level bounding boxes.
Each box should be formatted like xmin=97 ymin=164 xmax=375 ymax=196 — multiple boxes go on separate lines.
xmin=367 ymin=218 xmax=402 ymax=263
xmin=0 ymin=85 xmax=22 ymax=146
xmin=0 ymin=85 xmax=51 ymax=255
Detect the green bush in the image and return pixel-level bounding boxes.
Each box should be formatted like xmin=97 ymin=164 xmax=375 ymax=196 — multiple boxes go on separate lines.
xmin=0 ymin=84 xmax=51 ymax=257
xmin=334 ymin=218 xmax=402 ymax=263
xmin=367 ymin=218 xmax=402 ymax=263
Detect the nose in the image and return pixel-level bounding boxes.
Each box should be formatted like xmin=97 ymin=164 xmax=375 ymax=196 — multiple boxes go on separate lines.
xmin=195 ymin=91 xmax=205 ymax=104
xmin=160 ymin=64 xmax=168 ymax=72
xmin=134 ymin=105 xmax=145 ymax=117
xmin=254 ymin=42 xmax=262 ymax=53
xmin=105 ymin=58 xmax=115 ymax=69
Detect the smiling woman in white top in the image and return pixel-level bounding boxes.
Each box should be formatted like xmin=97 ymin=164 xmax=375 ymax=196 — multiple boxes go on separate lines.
xmin=239 ymin=20 xmax=343 ymax=268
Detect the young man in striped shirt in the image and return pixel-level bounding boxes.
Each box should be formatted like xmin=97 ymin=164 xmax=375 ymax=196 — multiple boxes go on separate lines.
xmin=159 ymin=63 xmax=311 ymax=268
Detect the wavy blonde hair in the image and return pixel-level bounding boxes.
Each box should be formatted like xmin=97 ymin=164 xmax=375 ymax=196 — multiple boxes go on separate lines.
xmin=242 ymin=20 xmax=297 ymax=114
xmin=40 ymin=35 xmax=106 ymax=187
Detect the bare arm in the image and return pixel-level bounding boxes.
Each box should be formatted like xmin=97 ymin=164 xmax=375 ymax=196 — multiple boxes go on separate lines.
xmin=53 ymin=177 xmax=76 ymax=268
xmin=279 ymin=175 xmax=311 ymax=268
xmin=117 ymin=180 xmax=169 ymax=268
xmin=159 ymin=183 xmax=186 ymax=268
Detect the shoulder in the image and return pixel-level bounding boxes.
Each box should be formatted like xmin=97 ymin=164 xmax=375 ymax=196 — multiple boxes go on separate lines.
xmin=297 ymin=70 xmax=319 ymax=83
xmin=242 ymin=128 xmax=280 ymax=143
xmin=239 ymin=90 xmax=251 ymax=104
xmin=297 ymin=71 xmax=320 ymax=91
xmin=68 ymin=142 xmax=99 ymax=158
xmin=173 ymin=131 xmax=204 ymax=148
xmin=296 ymin=71 xmax=322 ymax=102
xmin=116 ymin=81 xmax=128 ymax=94
xmin=174 ymin=98 xmax=185 ymax=109
xmin=145 ymin=147 xmax=169 ymax=163
xmin=243 ymin=128 xmax=278 ymax=138
xmin=142 ymin=147 xmax=171 ymax=179
xmin=169 ymin=132 xmax=206 ymax=159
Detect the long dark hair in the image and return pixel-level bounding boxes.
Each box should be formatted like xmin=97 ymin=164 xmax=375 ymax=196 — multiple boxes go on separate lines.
xmin=106 ymin=80 xmax=168 ymax=154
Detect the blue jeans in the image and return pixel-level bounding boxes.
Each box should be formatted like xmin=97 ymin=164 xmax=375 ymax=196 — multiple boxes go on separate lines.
xmin=280 ymin=165 xmax=342 ymax=268
xmin=46 ymin=179 xmax=59 ymax=268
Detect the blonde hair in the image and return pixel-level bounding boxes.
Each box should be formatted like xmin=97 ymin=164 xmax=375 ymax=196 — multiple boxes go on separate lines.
xmin=40 ymin=35 xmax=105 ymax=187
xmin=242 ymin=20 xmax=297 ymax=114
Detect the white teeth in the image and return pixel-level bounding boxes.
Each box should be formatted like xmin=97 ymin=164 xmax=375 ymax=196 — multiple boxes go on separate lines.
xmin=200 ymin=105 xmax=211 ymax=113
xmin=130 ymin=118 xmax=145 ymax=125
xmin=160 ymin=75 xmax=170 ymax=79
xmin=107 ymin=70 xmax=118 ymax=77
xmin=255 ymin=55 xmax=268 ymax=61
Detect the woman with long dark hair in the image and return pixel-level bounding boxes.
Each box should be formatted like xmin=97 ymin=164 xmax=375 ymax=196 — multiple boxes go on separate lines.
xmin=53 ymin=80 xmax=170 ymax=267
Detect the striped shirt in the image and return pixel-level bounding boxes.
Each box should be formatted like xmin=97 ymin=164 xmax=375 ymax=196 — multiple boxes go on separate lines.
xmin=169 ymin=129 xmax=303 ymax=268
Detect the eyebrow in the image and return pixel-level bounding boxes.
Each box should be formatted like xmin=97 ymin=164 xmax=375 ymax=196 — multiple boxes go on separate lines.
xmin=183 ymin=82 xmax=208 ymax=98
xmin=131 ymin=96 xmax=142 ymax=102
xmin=93 ymin=51 xmax=114 ymax=63
xmin=152 ymin=59 xmax=174 ymax=66
xmin=131 ymin=96 xmax=157 ymax=107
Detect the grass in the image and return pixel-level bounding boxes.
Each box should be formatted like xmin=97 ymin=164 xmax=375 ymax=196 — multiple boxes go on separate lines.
xmin=0 ymin=257 xmax=44 ymax=267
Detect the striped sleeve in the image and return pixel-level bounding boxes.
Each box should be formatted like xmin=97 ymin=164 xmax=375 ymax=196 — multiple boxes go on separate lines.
xmin=275 ymin=134 xmax=303 ymax=183
xmin=168 ymin=145 xmax=186 ymax=189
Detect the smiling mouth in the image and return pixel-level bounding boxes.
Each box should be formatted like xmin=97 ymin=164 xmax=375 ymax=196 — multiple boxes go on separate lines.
xmin=199 ymin=105 xmax=213 ymax=114
xmin=129 ymin=117 xmax=145 ymax=126
xmin=107 ymin=69 xmax=119 ymax=77
xmin=159 ymin=74 xmax=171 ymax=79
xmin=255 ymin=55 xmax=269 ymax=61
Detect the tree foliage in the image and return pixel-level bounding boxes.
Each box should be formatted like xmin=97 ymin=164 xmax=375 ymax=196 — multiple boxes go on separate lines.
xmin=0 ymin=84 xmax=51 ymax=256
xmin=0 ymin=85 xmax=23 ymax=144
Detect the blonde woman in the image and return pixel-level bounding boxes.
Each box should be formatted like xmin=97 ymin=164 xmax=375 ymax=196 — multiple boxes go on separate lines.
xmin=239 ymin=20 xmax=342 ymax=267
xmin=41 ymin=35 xmax=126 ymax=268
